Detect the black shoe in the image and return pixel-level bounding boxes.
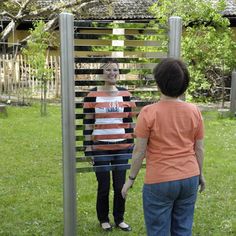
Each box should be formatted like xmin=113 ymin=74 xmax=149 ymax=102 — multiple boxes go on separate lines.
xmin=116 ymin=222 xmax=132 ymax=232
xmin=101 ymin=222 xmax=112 ymax=231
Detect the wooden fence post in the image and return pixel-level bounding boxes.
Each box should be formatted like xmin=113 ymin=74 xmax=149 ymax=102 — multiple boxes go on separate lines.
xmin=230 ymin=70 xmax=236 ymax=113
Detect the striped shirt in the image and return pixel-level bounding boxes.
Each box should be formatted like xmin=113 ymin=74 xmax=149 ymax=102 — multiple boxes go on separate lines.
xmin=84 ymin=87 xmax=136 ymax=150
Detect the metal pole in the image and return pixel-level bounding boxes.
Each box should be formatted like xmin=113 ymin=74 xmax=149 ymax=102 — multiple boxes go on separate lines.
xmin=168 ymin=16 xmax=182 ymax=59
xmin=230 ymin=70 xmax=236 ymax=113
xmin=59 ymin=12 xmax=77 ymax=236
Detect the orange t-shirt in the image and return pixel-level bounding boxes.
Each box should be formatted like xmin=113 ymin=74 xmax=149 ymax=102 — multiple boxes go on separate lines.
xmin=135 ymin=100 xmax=204 ymax=184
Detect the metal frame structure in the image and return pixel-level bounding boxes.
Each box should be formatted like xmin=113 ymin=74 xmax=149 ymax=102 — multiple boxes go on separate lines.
xmin=59 ymin=12 xmax=182 ymax=236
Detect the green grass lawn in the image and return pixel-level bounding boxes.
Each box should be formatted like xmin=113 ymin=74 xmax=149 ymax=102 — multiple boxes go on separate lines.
xmin=0 ymin=104 xmax=235 ymax=236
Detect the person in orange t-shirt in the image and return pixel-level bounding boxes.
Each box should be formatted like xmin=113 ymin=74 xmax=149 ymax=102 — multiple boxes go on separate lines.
xmin=122 ymin=58 xmax=205 ymax=236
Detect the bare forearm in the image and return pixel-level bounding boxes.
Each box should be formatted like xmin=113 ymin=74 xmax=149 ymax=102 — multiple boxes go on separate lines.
xmin=121 ymin=137 xmax=147 ymax=198
xmin=195 ymin=139 xmax=204 ymax=175
xmin=129 ymin=147 xmax=145 ymax=178
xmin=129 ymin=137 xmax=148 ymax=179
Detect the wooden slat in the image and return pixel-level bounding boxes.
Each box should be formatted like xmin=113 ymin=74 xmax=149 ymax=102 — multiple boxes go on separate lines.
xmin=74 ymin=80 xmax=156 ymax=86
xmin=71 ymin=19 xmax=168 ymax=173
xmin=82 ymin=128 xmax=134 ymax=135
xmin=76 ymin=163 xmax=146 ymax=173
xmin=75 ymin=123 xmax=136 ymax=130
xmin=75 ymin=39 xmax=164 ymax=47
xmin=74 ymin=68 xmax=152 ymax=75
xmin=73 ymin=20 xmax=166 ymax=29
xmin=74 ymin=45 xmax=166 ymax=51
xmin=75 ymin=100 xmax=157 ymax=109
xmin=76 ymin=163 xmax=131 ymax=173
xmin=74 ymin=28 xmax=167 ymax=36
xmin=75 ymin=112 xmax=138 ymax=119
xmin=74 ymin=57 xmax=162 ymax=63
xmin=74 ymin=51 xmax=167 ymax=58
xmin=74 ymin=62 xmax=157 ymax=70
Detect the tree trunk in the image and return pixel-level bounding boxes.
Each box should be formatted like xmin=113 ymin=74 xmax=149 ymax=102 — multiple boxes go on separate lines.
xmin=43 ymin=79 xmax=47 ymax=116
xmin=40 ymin=79 xmax=43 ymax=116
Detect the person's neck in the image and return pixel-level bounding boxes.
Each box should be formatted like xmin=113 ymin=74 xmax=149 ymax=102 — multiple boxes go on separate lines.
xmin=160 ymin=94 xmax=181 ymax=101
xmin=100 ymin=84 xmax=117 ymax=91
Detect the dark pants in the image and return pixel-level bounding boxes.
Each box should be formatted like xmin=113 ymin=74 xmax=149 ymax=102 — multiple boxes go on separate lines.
xmin=93 ymin=149 xmax=131 ymax=225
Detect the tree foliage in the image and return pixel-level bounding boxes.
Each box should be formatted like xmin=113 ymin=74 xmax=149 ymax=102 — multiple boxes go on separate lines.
xmin=150 ymin=0 xmax=236 ymax=102
xmin=22 ymin=20 xmax=52 ymax=116
xmin=0 ymin=0 xmax=111 ymax=43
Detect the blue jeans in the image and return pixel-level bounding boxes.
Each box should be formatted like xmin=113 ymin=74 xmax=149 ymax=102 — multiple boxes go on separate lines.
xmin=143 ymin=176 xmax=199 ymax=236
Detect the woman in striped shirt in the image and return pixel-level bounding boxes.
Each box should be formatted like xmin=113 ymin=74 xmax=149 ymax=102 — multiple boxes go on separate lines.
xmin=84 ymin=58 xmax=135 ymax=232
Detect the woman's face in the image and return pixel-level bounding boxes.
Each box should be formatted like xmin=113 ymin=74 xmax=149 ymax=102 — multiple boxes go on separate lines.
xmin=102 ymin=63 xmax=119 ymax=85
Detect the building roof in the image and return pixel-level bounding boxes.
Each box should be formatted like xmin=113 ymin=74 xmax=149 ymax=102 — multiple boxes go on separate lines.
xmin=221 ymin=0 xmax=236 ymax=16
xmin=75 ymin=0 xmax=156 ymax=20
xmin=2 ymin=0 xmax=236 ymax=23
xmin=65 ymin=0 xmax=236 ymax=20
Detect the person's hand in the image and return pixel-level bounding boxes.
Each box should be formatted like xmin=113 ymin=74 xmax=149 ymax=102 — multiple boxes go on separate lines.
xmin=199 ymin=175 xmax=206 ymax=193
xmin=121 ymin=179 xmax=134 ymax=199
xmin=85 ymin=146 xmax=92 ymax=152
xmin=85 ymin=146 xmax=94 ymax=164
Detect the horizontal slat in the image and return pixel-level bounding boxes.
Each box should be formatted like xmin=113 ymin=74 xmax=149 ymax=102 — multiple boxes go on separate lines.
xmin=76 ymin=163 xmax=146 ymax=173
xmin=74 ymin=26 xmax=167 ymax=32
xmin=77 ymin=152 xmax=132 ymax=159
xmin=74 ymin=46 xmax=166 ymax=51
xmin=74 ymin=51 xmax=167 ymax=58
xmin=76 ymin=153 xmax=132 ymax=162
xmin=82 ymin=117 xmax=133 ymax=124
xmin=75 ymin=80 xmax=105 ymax=86
xmin=75 ymin=91 xmax=133 ymax=98
xmin=75 ymin=123 xmax=136 ymax=130
xmin=75 ymin=62 xmax=157 ymax=70
xmin=74 ymin=21 xmax=151 ymax=28
xmin=74 ymin=57 xmax=163 ymax=63
xmin=74 ymin=28 xmax=166 ymax=36
xmin=76 ymin=146 xmax=134 ymax=153
xmin=76 ymin=163 xmax=131 ymax=173
xmin=75 ymin=112 xmax=138 ymax=119
xmin=74 ymin=68 xmax=152 ymax=75
xmin=74 ymin=80 xmax=156 ymax=86
xmin=75 ymin=88 xmax=158 ymax=97
xmin=75 ymin=39 xmax=164 ymax=47
xmin=81 ymin=139 xmax=134 ymax=145
xmin=82 ymin=128 xmax=134 ymax=135
xmin=73 ymin=20 xmax=166 ymax=29
xmin=74 ymin=100 xmax=157 ymax=108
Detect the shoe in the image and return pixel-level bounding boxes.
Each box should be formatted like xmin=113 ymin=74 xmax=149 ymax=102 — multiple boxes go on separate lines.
xmin=101 ymin=222 xmax=112 ymax=231
xmin=116 ymin=222 xmax=132 ymax=232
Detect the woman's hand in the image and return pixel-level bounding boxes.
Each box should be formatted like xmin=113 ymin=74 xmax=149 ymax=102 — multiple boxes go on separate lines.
xmin=199 ymin=174 xmax=206 ymax=193
xmin=121 ymin=179 xmax=134 ymax=199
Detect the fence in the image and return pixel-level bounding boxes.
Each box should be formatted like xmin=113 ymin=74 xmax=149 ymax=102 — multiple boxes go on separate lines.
xmin=59 ymin=13 xmax=182 ymax=236
xmin=0 ymin=54 xmax=61 ymax=101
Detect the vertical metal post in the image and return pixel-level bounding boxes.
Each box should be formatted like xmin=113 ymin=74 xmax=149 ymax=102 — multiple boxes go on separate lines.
xmin=168 ymin=16 xmax=182 ymax=59
xmin=230 ymin=70 xmax=236 ymax=113
xmin=59 ymin=13 xmax=77 ymax=236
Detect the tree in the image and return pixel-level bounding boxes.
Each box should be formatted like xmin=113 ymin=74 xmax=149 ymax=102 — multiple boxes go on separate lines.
xmin=22 ymin=20 xmax=52 ymax=116
xmin=150 ymin=0 xmax=236 ymax=102
xmin=0 ymin=0 xmax=111 ymax=44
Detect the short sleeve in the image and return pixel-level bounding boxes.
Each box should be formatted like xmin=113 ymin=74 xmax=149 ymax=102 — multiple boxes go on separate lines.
xmin=195 ymin=108 xmax=204 ymax=140
xmin=134 ymin=107 xmax=150 ymax=138
xmin=83 ymin=100 xmax=94 ymax=108
xmin=83 ymin=92 xmax=95 ymax=108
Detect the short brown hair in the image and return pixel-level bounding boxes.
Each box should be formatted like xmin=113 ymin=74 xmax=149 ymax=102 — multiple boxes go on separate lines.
xmin=153 ymin=58 xmax=190 ymax=97
xmin=100 ymin=58 xmax=119 ymax=69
